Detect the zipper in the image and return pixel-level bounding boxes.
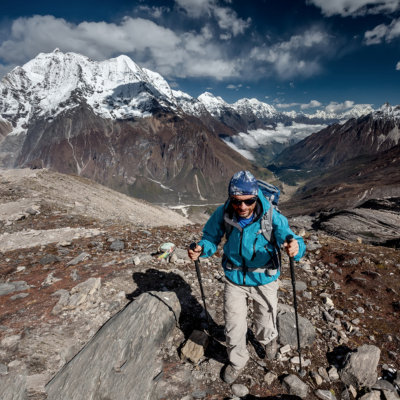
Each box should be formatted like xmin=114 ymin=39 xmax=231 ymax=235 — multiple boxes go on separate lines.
xmin=239 ymin=230 xmax=247 ymax=285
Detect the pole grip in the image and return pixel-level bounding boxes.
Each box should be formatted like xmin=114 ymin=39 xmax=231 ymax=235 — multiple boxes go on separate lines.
xmin=286 ymin=235 xmax=296 ymax=283
xmin=190 ymin=242 xmax=202 ymax=283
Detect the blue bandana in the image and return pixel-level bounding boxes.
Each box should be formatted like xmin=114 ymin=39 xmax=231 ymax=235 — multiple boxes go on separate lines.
xmin=228 ymin=171 xmax=258 ymax=196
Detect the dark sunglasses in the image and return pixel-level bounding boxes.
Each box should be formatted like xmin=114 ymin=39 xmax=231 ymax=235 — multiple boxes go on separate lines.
xmin=230 ymin=197 xmax=257 ymax=206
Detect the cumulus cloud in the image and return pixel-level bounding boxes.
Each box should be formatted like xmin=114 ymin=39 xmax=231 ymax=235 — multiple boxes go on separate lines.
xmin=276 ymin=100 xmax=322 ymax=109
xmin=175 ymin=0 xmax=251 ymax=36
xmin=290 ymin=82 xmax=295 ymax=88
xmin=300 ymin=100 xmax=322 ymax=109
xmin=227 ymin=84 xmax=237 ymax=89
xmin=222 ymin=122 xmax=327 ymax=160
xmin=0 ymin=15 xmax=240 ymax=80
xmin=324 ymin=100 xmax=355 ymax=113
xmin=307 ymin=0 xmax=400 ymax=17
xmin=250 ymin=29 xmax=330 ymax=79
xmin=364 ymin=18 xmax=400 ymax=44
xmin=396 ymin=61 xmax=400 ymax=69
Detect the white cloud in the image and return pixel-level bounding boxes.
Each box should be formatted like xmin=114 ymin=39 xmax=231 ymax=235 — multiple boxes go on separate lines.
xmin=0 ymin=15 xmax=240 ymax=80
xmin=364 ymin=18 xmax=400 ymax=44
xmin=324 ymin=100 xmax=355 ymax=113
xmin=206 ymin=87 xmax=213 ymax=89
xmin=137 ymin=5 xmax=171 ymax=18
xmin=175 ymin=0 xmax=251 ymax=36
xmin=222 ymin=122 xmax=327 ymax=160
xmin=290 ymin=82 xmax=295 ymax=88
xmin=169 ymin=81 xmax=179 ymax=87
xmin=275 ymin=100 xmax=322 ymax=109
xmin=227 ymin=84 xmax=237 ymax=89
xmin=250 ymin=29 xmax=329 ymax=79
xmin=277 ymin=92 xmax=285 ymax=94
xmin=396 ymin=61 xmax=400 ymax=69
xmin=265 ymin=96 xmax=269 ymax=98
xmin=276 ymin=103 xmax=300 ymax=108
xmin=220 ymin=33 xmax=232 ymax=40
xmin=212 ymin=7 xmax=251 ymax=36
xmin=307 ymin=0 xmax=400 ymax=17
xmin=300 ymin=100 xmax=322 ymax=109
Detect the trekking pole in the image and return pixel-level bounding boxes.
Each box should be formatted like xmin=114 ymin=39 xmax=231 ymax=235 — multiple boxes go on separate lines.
xmin=286 ymin=235 xmax=303 ymax=375
xmin=189 ymin=243 xmax=212 ymax=337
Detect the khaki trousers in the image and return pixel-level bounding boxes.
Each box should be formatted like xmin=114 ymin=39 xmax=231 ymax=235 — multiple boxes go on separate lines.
xmin=224 ymin=278 xmax=279 ymax=370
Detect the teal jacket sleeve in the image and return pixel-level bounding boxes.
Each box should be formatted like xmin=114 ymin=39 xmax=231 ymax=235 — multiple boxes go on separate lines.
xmin=198 ymin=205 xmax=226 ymax=257
xmin=272 ymin=208 xmax=306 ymax=262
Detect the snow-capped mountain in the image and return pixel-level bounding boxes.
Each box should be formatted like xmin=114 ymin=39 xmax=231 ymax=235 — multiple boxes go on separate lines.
xmin=0 ymin=48 xmax=179 ymax=129
xmin=197 ymin=92 xmax=231 ymax=117
xmin=232 ymin=98 xmax=277 ymax=120
xmin=0 ymin=49 xmax=265 ymax=203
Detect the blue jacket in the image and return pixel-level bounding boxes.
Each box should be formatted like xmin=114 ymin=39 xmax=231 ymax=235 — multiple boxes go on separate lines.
xmin=198 ymin=189 xmax=306 ymax=286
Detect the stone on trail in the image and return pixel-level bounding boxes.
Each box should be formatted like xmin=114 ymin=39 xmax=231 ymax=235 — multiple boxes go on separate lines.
xmin=180 ymin=330 xmax=209 ymax=364
xmin=311 ymin=371 xmax=323 ymax=385
xmin=0 ymin=281 xmax=29 ymax=296
xmin=66 ymin=252 xmax=90 ymax=266
xmin=383 ymin=390 xmax=400 ymax=400
xmin=46 ymin=291 xmax=181 ymax=400
xmin=1 ymin=334 xmax=21 ymax=350
xmin=277 ymin=304 xmax=315 ymax=348
xmin=0 ymin=371 xmax=27 ymax=400
xmin=27 ymin=373 xmax=51 ymax=396
xmin=281 ymin=279 xmax=307 ymax=292
xmin=339 ymin=345 xmax=381 ymax=388
xmin=318 ymin=367 xmax=330 ymax=382
xmin=39 ymin=254 xmax=61 ymax=265
xmin=264 ymin=371 xmax=278 ymax=385
xmin=0 ymin=364 xmax=8 ymax=375
xmin=231 ymin=384 xmax=249 ymax=397
xmin=109 ymin=240 xmax=124 ymax=251
xmin=328 ymin=366 xmax=339 ymax=381
xmin=372 ymin=379 xmax=397 ymax=392
xmin=315 ymin=389 xmax=337 ymax=400
xmin=10 ymin=292 xmax=29 ymax=301
xmin=281 ymin=374 xmax=309 ymax=399
xmin=359 ymin=392 xmax=381 ymax=400
xmin=42 ymin=272 xmax=62 ymax=287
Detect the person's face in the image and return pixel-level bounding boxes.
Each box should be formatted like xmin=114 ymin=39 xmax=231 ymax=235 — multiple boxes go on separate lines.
xmin=230 ymin=195 xmax=257 ymax=218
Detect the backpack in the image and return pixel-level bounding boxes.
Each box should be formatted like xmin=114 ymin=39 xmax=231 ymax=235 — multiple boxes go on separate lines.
xmin=224 ymin=179 xmax=282 ymax=274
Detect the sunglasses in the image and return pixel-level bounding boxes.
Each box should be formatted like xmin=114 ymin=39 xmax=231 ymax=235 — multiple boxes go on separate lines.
xmin=230 ymin=197 xmax=257 ymax=206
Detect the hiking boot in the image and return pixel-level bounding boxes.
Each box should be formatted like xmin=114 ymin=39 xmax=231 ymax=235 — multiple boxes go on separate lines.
xmin=265 ymin=338 xmax=278 ymax=360
xmin=223 ymin=364 xmax=242 ymax=384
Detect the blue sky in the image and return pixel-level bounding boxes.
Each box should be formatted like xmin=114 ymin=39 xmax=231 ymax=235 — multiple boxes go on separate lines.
xmin=0 ymin=0 xmax=399 ymax=113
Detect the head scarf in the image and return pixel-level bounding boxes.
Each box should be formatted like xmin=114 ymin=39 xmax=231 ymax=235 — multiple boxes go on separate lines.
xmin=228 ymin=171 xmax=258 ymax=196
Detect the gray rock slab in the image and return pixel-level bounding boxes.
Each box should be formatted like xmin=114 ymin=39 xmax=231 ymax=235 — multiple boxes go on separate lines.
xmin=372 ymin=379 xmax=396 ymax=392
xmin=39 ymin=254 xmax=61 ymax=265
xmin=359 ymin=392 xmax=380 ymax=400
xmin=0 ymin=281 xmax=28 ymax=296
xmin=277 ymin=303 xmax=316 ymax=348
xmin=10 ymin=292 xmax=29 ymax=301
xmin=339 ymin=345 xmax=381 ymax=388
xmin=282 ymin=374 xmax=309 ymax=399
xmin=46 ymin=291 xmax=181 ymax=400
xmin=383 ymin=390 xmax=400 ymax=400
xmin=0 ymin=371 xmax=27 ymax=400
xmin=65 ymin=252 xmax=90 ymax=266
xmin=109 ymin=240 xmax=124 ymax=251
xmin=231 ymin=384 xmax=249 ymax=397
xmin=315 ymin=389 xmax=337 ymax=400
xmin=0 ymin=364 xmax=8 ymax=375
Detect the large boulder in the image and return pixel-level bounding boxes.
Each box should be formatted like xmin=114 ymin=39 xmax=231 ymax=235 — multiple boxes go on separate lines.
xmin=277 ymin=303 xmax=316 ymax=348
xmin=46 ymin=291 xmax=181 ymax=400
xmin=339 ymin=345 xmax=380 ymax=388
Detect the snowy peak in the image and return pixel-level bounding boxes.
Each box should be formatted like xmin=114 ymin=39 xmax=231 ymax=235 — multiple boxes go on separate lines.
xmin=374 ymin=103 xmax=400 ymax=120
xmin=198 ymin=92 xmax=230 ymax=117
xmin=172 ymin=90 xmax=208 ymax=117
xmin=0 ymin=49 xmax=178 ymax=124
xmin=232 ymin=98 xmax=277 ymax=119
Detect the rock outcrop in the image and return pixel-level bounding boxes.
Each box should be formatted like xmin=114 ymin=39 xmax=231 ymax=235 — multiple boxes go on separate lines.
xmin=46 ymin=291 xmax=180 ymax=400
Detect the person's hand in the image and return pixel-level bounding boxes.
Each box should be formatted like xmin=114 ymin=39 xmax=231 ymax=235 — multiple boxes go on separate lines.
xmin=283 ymin=239 xmax=299 ymax=258
xmin=188 ymin=245 xmax=202 ymax=261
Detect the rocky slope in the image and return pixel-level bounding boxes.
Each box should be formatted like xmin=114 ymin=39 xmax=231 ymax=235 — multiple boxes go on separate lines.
xmin=0 ymin=168 xmax=399 ymax=399
xmin=282 ymin=145 xmax=400 ymax=215
xmin=273 ymin=103 xmax=400 ymax=170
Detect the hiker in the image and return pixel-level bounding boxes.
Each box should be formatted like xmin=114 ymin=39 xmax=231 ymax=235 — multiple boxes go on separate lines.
xmin=188 ymin=170 xmax=305 ymax=384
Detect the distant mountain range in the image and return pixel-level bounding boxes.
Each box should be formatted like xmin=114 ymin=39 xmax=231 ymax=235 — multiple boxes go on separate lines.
xmin=273 ymin=103 xmax=400 ymax=169
xmin=0 ymin=49 xmax=398 ymax=207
